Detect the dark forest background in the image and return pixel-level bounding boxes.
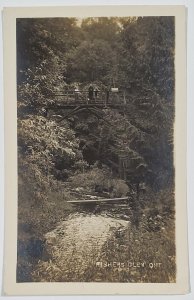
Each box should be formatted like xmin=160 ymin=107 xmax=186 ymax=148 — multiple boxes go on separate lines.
xmin=17 ymin=17 xmax=175 ymax=283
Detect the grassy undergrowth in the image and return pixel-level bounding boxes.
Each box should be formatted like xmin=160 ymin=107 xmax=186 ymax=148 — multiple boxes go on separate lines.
xmin=17 ymin=182 xmax=75 ymax=282
xmin=22 ymin=187 xmax=175 ymax=283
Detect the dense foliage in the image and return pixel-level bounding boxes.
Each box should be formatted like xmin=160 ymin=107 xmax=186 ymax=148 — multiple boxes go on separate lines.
xmin=17 ymin=16 xmax=174 ymax=194
xmin=17 ymin=17 xmax=175 ymax=283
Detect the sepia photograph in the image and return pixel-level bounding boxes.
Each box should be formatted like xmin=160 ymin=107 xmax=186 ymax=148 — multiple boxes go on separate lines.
xmin=2 ymin=5 xmax=189 ymax=295
xmin=16 ymin=15 xmax=176 ymax=283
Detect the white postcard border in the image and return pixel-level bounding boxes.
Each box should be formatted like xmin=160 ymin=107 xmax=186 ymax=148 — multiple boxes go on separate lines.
xmin=3 ymin=5 xmax=189 ymax=295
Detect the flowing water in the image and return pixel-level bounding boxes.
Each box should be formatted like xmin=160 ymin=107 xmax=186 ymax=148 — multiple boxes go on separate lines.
xmin=33 ymin=203 xmax=135 ymax=282
xmin=31 ymin=201 xmax=175 ymax=283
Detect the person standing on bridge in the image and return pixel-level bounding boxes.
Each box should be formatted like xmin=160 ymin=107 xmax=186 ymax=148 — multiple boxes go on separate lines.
xmin=105 ymin=87 xmax=110 ymax=106
xmin=88 ymin=85 xmax=94 ymax=102
xmin=94 ymin=86 xmax=99 ymax=101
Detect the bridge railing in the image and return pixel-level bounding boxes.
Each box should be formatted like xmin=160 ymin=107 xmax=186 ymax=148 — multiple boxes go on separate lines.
xmin=49 ymin=90 xmax=126 ymax=106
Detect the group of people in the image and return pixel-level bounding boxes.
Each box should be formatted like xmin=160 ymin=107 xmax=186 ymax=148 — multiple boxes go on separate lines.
xmin=88 ymin=85 xmax=99 ymax=100
xmin=74 ymin=85 xmax=110 ymax=103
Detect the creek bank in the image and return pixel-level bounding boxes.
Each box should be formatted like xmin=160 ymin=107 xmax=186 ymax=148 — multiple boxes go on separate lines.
xmin=32 ymin=212 xmax=130 ymax=282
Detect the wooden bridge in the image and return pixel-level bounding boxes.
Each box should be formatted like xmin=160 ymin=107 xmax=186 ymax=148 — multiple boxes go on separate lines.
xmin=45 ymin=89 xmax=127 ymax=121
xmin=45 ymin=89 xmax=134 ymax=179
xmin=46 ymin=90 xmax=127 ymax=109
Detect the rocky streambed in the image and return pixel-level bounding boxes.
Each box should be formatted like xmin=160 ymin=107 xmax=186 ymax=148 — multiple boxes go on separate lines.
xmin=32 ymin=202 xmax=134 ymax=282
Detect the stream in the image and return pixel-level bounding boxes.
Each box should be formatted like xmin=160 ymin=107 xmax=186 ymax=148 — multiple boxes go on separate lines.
xmin=32 ymin=202 xmax=137 ymax=282
xmin=31 ymin=200 xmax=175 ymax=283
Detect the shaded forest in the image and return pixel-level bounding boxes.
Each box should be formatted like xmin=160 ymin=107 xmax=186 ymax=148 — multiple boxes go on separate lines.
xmin=17 ymin=17 xmax=176 ymax=283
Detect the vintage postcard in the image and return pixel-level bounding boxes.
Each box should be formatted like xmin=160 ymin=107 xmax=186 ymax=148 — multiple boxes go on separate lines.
xmin=3 ymin=5 xmax=189 ymax=295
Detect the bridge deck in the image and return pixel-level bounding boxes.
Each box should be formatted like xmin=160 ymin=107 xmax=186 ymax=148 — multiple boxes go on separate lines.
xmin=67 ymin=197 xmax=129 ymax=204
xmin=47 ymin=103 xmax=126 ymax=110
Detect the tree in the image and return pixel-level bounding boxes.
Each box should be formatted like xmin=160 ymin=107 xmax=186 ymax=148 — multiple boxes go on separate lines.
xmin=17 ymin=16 xmax=175 ymax=194
xmin=81 ymin=17 xmax=121 ymax=45
xmin=119 ymin=17 xmax=175 ymax=100
xmin=65 ymin=39 xmax=116 ymax=84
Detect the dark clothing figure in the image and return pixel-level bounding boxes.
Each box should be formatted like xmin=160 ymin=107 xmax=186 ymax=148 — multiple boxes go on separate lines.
xmin=88 ymin=86 xmax=94 ymax=100
xmin=94 ymin=89 xmax=98 ymax=98
xmin=106 ymin=90 xmax=109 ymax=101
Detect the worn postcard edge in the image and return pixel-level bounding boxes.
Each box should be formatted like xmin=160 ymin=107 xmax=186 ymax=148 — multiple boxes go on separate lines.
xmin=3 ymin=5 xmax=189 ymax=295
